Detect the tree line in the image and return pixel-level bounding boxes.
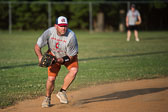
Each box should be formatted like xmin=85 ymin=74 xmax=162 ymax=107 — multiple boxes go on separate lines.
xmin=0 ymin=0 xmax=168 ymax=31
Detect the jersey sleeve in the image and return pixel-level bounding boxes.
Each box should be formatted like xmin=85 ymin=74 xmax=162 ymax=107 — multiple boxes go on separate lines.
xmin=67 ymin=34 xmax=78 ymax=57
xmin=37 ymin=29 xmax=51 ymax=48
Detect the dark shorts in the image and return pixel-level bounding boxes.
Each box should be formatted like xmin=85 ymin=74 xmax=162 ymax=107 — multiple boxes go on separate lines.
xmin=127 ymin=25 xmax=138 ymax=31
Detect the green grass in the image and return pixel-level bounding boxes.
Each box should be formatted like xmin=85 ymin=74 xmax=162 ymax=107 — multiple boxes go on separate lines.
xmin=0 ymin=30 xmax=168 ymax=108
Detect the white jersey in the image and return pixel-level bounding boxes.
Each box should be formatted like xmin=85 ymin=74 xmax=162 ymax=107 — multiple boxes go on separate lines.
xmin=37 ymin=27 xmax=78 ymax=58
xmin=127 ymin=10 xmax=140 ymax=25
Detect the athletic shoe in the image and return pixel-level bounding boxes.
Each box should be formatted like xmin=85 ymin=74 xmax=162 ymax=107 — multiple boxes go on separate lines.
xmin=136 ymin=38 xmax=140 ymax=42
xmin=126 ymin=38 xmax=130 ymax=42
xmin=42 ymin=96 xmax=51 ymax=108
xmin=56 ymin=91 xmax=68 ymax=104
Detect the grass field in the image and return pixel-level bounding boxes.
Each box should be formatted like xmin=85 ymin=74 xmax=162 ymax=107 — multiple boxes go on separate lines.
xmin=0 ymin=31 xmax=168 ymax=108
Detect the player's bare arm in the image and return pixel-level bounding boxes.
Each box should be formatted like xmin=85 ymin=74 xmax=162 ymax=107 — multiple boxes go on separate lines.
xmin=34 ymin=44 xmax=43 ymax=64
xmin=126 ymin=16 xmax=129 ymax=27
xmin=138 ymin=16 xmax=142 ymax=24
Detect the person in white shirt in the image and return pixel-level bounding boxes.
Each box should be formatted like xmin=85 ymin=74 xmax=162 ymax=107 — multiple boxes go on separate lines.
xmin=34 ymin=16 xmax=78 ymax=108
xmin=126 ymin=4 xmax=142 ymax=42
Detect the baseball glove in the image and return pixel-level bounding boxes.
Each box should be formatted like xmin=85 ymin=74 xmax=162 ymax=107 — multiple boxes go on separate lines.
xmin=39 ymin=53 xmax=57 ymax=67
xmin=135 ymin=21 xmax=141 ymax=25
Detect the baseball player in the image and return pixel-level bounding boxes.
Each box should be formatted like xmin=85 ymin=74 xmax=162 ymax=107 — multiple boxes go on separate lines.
xmin=126 ymin=4 xmax=142 ymax=42
xmin=34 ymin=16 xmax=78 ymax=108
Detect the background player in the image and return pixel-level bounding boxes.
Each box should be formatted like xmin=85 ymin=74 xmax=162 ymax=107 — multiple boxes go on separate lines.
xmin=34 ymin=16 xmax=78 ymax=108
xmin=126 ymin=4 xmax=142 ymax=42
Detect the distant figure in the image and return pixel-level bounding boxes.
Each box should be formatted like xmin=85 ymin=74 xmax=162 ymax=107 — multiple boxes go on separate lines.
xmin=126 ymin=4 xmax=141 ymax=42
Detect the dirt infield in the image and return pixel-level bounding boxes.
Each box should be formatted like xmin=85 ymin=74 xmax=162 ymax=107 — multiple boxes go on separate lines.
xmin=1 ymin=78 xmax=168 ymax=112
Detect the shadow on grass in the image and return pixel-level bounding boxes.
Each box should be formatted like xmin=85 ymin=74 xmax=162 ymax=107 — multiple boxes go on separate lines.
xmin=0 ymin=50 xmax=168 ymax=70
xmin=79 ymin=50 xmax=168 ymax=61
xmin=0 ymin=63 xmax=38 ymax=70
xmin=77 ymin=87 xmax=168 ymax=105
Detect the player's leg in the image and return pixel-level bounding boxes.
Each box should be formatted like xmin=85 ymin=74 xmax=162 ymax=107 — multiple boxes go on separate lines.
xmin=62 ymin=67 xmax=78 ymax=90
xmin=42 ymin=63 xmax=61 ymax=107
xmin=127 ymin=30 xmax=131 ymax=41
xmin=57 ymin=67 xmax=78 ymax=104
xmin=42 ymin=76 xmax=55 ymax=108
xmin=47 ymin=64 xmax=61 ymax=96
xmin=57 ymin=55 xmax=78 ymax=104
xmin=134 ymin=30 xmax=140 ymax=41
xmin=127 ymin=25 xmax=131 ymax=41
xmin=46 ymin=76 xmax=56 ymax=97
xmin=133 ymin=25 xmax=140 ymax=41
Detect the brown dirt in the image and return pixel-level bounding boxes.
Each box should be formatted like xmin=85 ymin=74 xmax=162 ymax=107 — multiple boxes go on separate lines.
xmin=1 ymin=78 xmax=168 ymax=112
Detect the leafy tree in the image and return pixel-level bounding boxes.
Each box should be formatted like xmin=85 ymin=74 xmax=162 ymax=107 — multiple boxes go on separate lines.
xmin=0 ymin=3 xmax=9 ymax=30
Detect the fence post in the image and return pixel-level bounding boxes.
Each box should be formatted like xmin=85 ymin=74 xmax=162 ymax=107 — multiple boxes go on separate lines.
xmin=48 ymin=2 xmax=52 ymax=27
xmin=127 ymin=1 xmax=130 ymax=11
xmin=89 ymin=2 xmax=93 ymax=33
xmin=9 ymin=2 xmax=12 ymax=34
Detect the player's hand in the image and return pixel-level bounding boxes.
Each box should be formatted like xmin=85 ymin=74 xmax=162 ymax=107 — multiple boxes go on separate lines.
xmin=57 ymin=58 xmax=64 ymax=64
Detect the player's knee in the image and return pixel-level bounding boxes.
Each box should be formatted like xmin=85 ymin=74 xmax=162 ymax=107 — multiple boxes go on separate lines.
xmin=47 ymin=76 xmax=56 ymax=82
xmin=69 ymin=67 xmax=78 ymax=76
